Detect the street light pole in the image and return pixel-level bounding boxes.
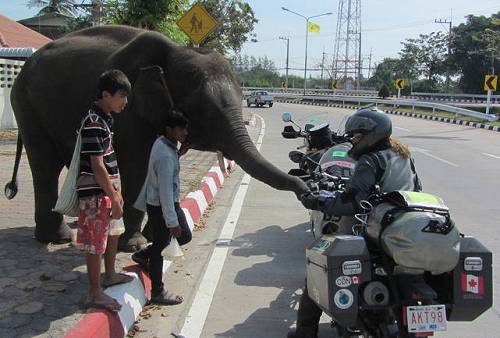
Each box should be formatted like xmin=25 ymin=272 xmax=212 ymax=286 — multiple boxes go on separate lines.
xmin=282 ymin=7 xmax=332 ymax=94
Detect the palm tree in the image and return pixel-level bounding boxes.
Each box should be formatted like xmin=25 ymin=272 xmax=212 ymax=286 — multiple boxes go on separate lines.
xmin=28 ymin=0 xmax=78 ymax=17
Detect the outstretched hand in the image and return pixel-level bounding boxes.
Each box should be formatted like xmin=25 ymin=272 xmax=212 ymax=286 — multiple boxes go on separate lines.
xmin=300 ymin=192 xmax=320 ymax=210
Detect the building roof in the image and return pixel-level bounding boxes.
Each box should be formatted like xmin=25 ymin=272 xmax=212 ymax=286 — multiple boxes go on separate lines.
xmin=18 ymin=12 xmax=73 ymax=27
xmin=0 ymin=14 xmax=52 ymax=48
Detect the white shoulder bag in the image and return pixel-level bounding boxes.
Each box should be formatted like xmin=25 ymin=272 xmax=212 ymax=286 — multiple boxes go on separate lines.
xmin=53 ymin=113 xmax=108 ymax=217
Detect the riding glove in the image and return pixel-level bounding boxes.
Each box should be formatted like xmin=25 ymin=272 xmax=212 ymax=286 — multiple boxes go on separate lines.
xmin=300 ymin=192 xmax=321 ymax=210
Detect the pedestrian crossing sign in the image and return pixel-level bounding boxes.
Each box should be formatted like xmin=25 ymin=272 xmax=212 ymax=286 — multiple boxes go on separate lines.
xmin=177 ymin=4 xmax=218 ymax=45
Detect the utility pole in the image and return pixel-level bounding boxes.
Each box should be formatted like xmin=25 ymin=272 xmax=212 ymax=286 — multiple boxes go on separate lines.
xmin=367 ymin=48 xmax=372 ymax=79
xmin=435 ymin=15 xmax=452 ymax=92
xmin=320 ymin=48 xmax=326 ymax=88
xmin=357 ymin=31 xmax=362 ymax=90
xmin=279 ymin=36 xmax=290 ymax=88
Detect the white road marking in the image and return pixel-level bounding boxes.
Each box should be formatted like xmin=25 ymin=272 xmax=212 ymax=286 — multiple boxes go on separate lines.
xmin=410 ymin=146 xmax=458 ymax=167
xmin=180 ymin=115 xmax=265 ymax=338
xmin=482 ymin=152 xmax=500 ymax=160
xmin=394 ymin=126 xmax=411 ymax=132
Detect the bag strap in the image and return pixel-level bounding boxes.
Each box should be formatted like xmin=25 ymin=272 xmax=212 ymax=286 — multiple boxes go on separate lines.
xmin=78 ymin=111 xmax=112 ymax=135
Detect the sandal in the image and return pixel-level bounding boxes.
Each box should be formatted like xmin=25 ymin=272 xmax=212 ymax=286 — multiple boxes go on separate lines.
xmin=150 ymin=290 xmax=183 ymax=305
xmin=85 ymin=296 xmax=121 ymax=312
xmin=102 ymin=272 xmax=134 ymax=288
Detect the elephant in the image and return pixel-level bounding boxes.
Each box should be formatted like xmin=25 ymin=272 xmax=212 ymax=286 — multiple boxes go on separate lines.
xmin=6 ymin=25 xmax=308 ymax=251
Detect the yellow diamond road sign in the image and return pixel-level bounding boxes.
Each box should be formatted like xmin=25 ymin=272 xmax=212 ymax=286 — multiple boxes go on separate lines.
xmin=331 ymin=80 xmax=338 ymax=89
xmin=177 ymin=4 xmax=218 ymax=45
xmin=395 ymin=79 xmax=405 ymax=89
xmin=484 ymin=75 xmax=497 ymax=91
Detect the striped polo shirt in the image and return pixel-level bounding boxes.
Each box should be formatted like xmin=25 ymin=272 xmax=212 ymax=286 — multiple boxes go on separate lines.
xmin=76 ymin=103 xmax=120 ymax=198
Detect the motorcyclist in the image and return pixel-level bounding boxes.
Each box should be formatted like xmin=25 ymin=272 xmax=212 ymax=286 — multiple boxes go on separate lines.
xmin=288 ymin=107 xmax=422 ymax=338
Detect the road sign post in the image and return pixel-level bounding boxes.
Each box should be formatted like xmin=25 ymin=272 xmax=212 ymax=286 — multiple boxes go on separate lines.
xmin=177 ymin=4 xmax=218 ymax=46
xmin=395 ymin=79 xmax=404 ymax=99
xmin=331 ymin=80 xmax=338 ymax=91
xmin=486 ymin=90 xmax=492 ymax=115
xmin=484 ymin=75 xmax=497 ymax=115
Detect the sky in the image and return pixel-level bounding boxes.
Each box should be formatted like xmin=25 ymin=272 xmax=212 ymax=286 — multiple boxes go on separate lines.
xmin=2 ymin=0 xmax=499 ymax=78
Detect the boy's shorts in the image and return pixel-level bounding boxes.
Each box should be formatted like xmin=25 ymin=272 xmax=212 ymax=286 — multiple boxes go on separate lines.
xmin=76 ymin=194 xmax=125 ymax=255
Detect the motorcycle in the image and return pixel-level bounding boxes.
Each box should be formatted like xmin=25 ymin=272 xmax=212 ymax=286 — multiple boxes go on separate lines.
xmin=281 ymin=112 xmax=357 ymax=238
xmin=281 ymin=112 xmax=349 ymax=177
xmin=303 ymin=181 xmax=493 ymax=337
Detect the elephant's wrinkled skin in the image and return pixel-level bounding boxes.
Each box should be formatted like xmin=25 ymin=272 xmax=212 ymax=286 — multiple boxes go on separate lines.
xmin=9 ymin=25 xmax=308 ymax=250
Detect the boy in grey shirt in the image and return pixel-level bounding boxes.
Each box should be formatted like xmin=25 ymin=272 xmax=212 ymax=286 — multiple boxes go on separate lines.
xmin=133 ymin=111 xmax=192 ymax=304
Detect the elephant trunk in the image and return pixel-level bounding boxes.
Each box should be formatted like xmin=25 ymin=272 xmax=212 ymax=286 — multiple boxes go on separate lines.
xmin=221 ymin=121 xmax=309 ymax=197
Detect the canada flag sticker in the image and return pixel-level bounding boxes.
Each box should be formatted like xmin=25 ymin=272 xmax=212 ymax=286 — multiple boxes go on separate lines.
xmin=461 ymin=273 xmax=484 ymax=295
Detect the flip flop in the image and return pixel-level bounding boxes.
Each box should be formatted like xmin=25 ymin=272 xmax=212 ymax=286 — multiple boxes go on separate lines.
xmin=102 ymin=272 xmax=134 ymax=288
xmin=150 ymin=290 xmax=184 ymax=305
xmin=86 ymin=298 xmax=121 ymax=312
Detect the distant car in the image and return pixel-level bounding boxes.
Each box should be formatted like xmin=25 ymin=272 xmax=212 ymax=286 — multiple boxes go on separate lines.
xmin=247 ymin=91 xmax=274 ymax=107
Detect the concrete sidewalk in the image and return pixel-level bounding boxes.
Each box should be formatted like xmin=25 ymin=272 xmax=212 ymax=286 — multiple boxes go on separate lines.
xmin=0 ymin=130 xmax=226 ymax=338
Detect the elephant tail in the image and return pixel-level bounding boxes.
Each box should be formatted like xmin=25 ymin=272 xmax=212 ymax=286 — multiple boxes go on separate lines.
xmin=4 ymin=134 xmax=23 ymax=200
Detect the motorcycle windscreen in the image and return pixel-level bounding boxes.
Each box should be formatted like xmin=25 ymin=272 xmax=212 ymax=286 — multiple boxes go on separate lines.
xmin=318 ymin=143 xmax=356 ymax=178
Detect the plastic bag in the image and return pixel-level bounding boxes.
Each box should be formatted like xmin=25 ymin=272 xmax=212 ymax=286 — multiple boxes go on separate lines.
xmin=162 ymin=237 xmax=184 ymax=259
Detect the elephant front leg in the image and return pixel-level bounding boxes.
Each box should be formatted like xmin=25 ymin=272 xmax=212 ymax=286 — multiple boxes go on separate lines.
xmin=26 ymin=145 xmax=71 ymax=243
xmin=119 ymin=205 xmax=147 ymax=252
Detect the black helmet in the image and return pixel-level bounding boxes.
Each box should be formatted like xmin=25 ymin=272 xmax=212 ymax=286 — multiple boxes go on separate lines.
xmin=345 ymin=107 xmax=392 ymax=159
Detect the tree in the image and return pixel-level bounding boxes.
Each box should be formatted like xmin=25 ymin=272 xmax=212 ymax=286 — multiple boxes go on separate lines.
xmin=197 ymin=0 xmax=258 ymax=55
xmin=450 ymin=12 xmax=500 ymax=93
xmin=228 ymin=54 xmax=280 ymax=87
xmin=28 ymin=0 xmax=77 ymax=16
xmin=104 ymin=0 xmax=189 ymax=44
xmin=378 ymin=84 xmax=390 ymax=98
xmin=367 ymin=58 xmax=399 ymax=88
xmin=400 ymin=31 xmax=448 ymax=90
xmin=64 ymin=15 xmax=94 ymax=32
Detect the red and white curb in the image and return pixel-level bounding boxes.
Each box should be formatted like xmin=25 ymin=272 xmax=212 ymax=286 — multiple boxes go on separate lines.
xmin=65 ymin=158 xmax=235 ymax=338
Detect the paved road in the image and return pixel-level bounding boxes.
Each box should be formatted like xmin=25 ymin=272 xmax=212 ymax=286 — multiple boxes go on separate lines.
xmin=139 ymin=102 xmax=499 ymax=338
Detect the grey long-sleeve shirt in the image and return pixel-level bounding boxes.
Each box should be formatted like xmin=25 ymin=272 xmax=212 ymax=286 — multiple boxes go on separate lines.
xmin=134 ymin=136 xmax=180 ymax=227
xmin=323 ymin=148 xmax=420 ymax=216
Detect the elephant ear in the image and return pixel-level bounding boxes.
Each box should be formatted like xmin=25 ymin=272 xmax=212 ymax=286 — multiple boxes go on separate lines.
xmin=129 ymin=65 xmax=174 ymax=130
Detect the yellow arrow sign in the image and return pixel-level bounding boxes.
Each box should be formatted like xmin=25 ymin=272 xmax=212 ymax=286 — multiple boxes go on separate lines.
xmin=484 ymin=75 xmax=497 ymax=91
xmin=395 ymin=79 xmax=405 ymax=89
xmin=177 ymin=4 xmax=218 ymax=45
xmin=331 ymin=80 xmax=338 ymax=89
xmin=281 ymin=81 xmax=288 ymax=88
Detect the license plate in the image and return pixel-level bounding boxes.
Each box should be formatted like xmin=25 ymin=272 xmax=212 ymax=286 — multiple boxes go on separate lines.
xmin=406 ymin=305 xmax=447 ymax=333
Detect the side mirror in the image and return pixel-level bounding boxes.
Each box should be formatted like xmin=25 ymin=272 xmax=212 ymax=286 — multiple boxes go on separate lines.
xmin=282 ymin=112 xmax=292 ymax=122
xmin=282 ymin=125 xmax=298 ymax=139
xmin=289 ymin=151 xmax=305 ymax=163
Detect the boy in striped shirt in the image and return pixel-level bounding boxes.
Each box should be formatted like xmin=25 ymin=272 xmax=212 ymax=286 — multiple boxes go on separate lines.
xmin=76 ymin=69 xmax=132 ymax=311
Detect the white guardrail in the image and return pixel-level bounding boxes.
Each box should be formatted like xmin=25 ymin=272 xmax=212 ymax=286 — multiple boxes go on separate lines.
xmin=242 ymin=87 xmax=378 ymax=97
xmin=242 ymin=87 xmax=500 ymax=103
xmin=270 ymin=92 xmax=498 ymax=122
